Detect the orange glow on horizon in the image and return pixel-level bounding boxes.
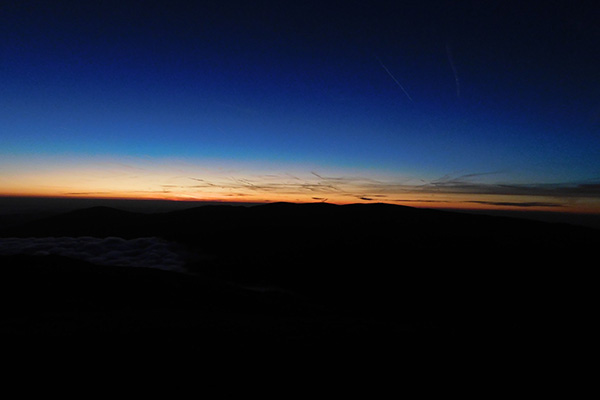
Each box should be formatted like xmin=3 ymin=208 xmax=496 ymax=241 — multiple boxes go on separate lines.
xmin=1 ymin=190 xmax=598 ymax=215
xmin=1 ymin=158 xmax=599 ymax=215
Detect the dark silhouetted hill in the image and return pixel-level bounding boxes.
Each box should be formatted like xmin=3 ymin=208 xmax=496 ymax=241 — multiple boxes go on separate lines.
xmin=0 ymin=202 xmax=595 ymax=361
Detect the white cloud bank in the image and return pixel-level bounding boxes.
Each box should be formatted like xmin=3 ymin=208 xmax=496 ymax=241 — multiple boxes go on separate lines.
xmin=0 ymin=236 xmax=186 ymax=272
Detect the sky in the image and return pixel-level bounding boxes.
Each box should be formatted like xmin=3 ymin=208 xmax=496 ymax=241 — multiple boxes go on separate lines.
xmin=1 ymin=0 xmax=599 ymax=213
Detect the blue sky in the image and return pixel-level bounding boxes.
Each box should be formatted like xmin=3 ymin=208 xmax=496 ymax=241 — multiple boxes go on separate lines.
xmin=1 ymin=1 xmax=599 ymax=211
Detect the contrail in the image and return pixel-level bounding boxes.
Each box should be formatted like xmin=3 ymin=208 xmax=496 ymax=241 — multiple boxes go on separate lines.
xmin=376 ymin=56 xmax=414 ymax=103
xmin=445 ymin=44 xmax=460 ymax=98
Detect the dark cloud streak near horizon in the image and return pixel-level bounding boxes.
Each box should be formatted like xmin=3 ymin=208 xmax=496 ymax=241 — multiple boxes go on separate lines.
xmin=183 ymin=172 xmax=600 ymax=207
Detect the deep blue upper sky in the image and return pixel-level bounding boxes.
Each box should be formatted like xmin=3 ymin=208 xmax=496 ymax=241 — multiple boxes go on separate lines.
xmin=1 ymin=1 xmax=599 ymax=209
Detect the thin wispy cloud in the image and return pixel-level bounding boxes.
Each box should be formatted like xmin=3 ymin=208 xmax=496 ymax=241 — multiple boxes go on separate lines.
xmin=183 ymin=172 xmax=600 ymax=203
xmin=56 ymin=164 xmax=595 ymax=211
xmin=427 ymin=171 xmax=504 ymax=187
xmin=445 ymin=44 xmax=460 ymax=99
xmin=376 ymin=56 xmax=415 ymax=103
xmin=467 ymin=201 xmax=564 ymax=208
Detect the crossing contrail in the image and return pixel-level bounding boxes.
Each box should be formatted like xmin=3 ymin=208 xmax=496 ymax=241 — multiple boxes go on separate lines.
xmin=445 ymin=44 xmax=460 ymax=99
xmin=376 ymin=56 xmax=414 ymax=103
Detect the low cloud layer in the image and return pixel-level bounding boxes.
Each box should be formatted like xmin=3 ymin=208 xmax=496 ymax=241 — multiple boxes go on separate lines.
xmin=0 ymin=237 xmax=186 ymax=272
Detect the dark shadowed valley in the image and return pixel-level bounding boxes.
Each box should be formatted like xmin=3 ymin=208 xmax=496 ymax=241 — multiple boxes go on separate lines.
xmin=0 ymin=202 xmax=596 ymax=367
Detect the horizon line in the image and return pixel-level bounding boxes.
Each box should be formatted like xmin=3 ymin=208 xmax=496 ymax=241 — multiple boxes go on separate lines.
xmin=1 ymin=194 xmax=599 ymax=216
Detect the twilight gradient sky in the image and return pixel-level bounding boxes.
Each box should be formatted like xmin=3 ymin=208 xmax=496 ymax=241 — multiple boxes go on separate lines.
xmin=1 ymin=1 xmax=599 ymax=212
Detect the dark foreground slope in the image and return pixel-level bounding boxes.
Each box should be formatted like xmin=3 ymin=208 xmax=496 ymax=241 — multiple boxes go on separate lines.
xmin=0 ymin=202 xmax=596 ymax=363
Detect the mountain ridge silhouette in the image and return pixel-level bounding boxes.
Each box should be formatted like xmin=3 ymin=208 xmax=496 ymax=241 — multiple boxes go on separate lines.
xmin=0 ymin=201 xmax=594 ymax=361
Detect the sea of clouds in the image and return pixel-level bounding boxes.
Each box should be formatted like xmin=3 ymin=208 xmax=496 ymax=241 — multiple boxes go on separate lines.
xmin=0 ymin=236 xmax=186 ymax=272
